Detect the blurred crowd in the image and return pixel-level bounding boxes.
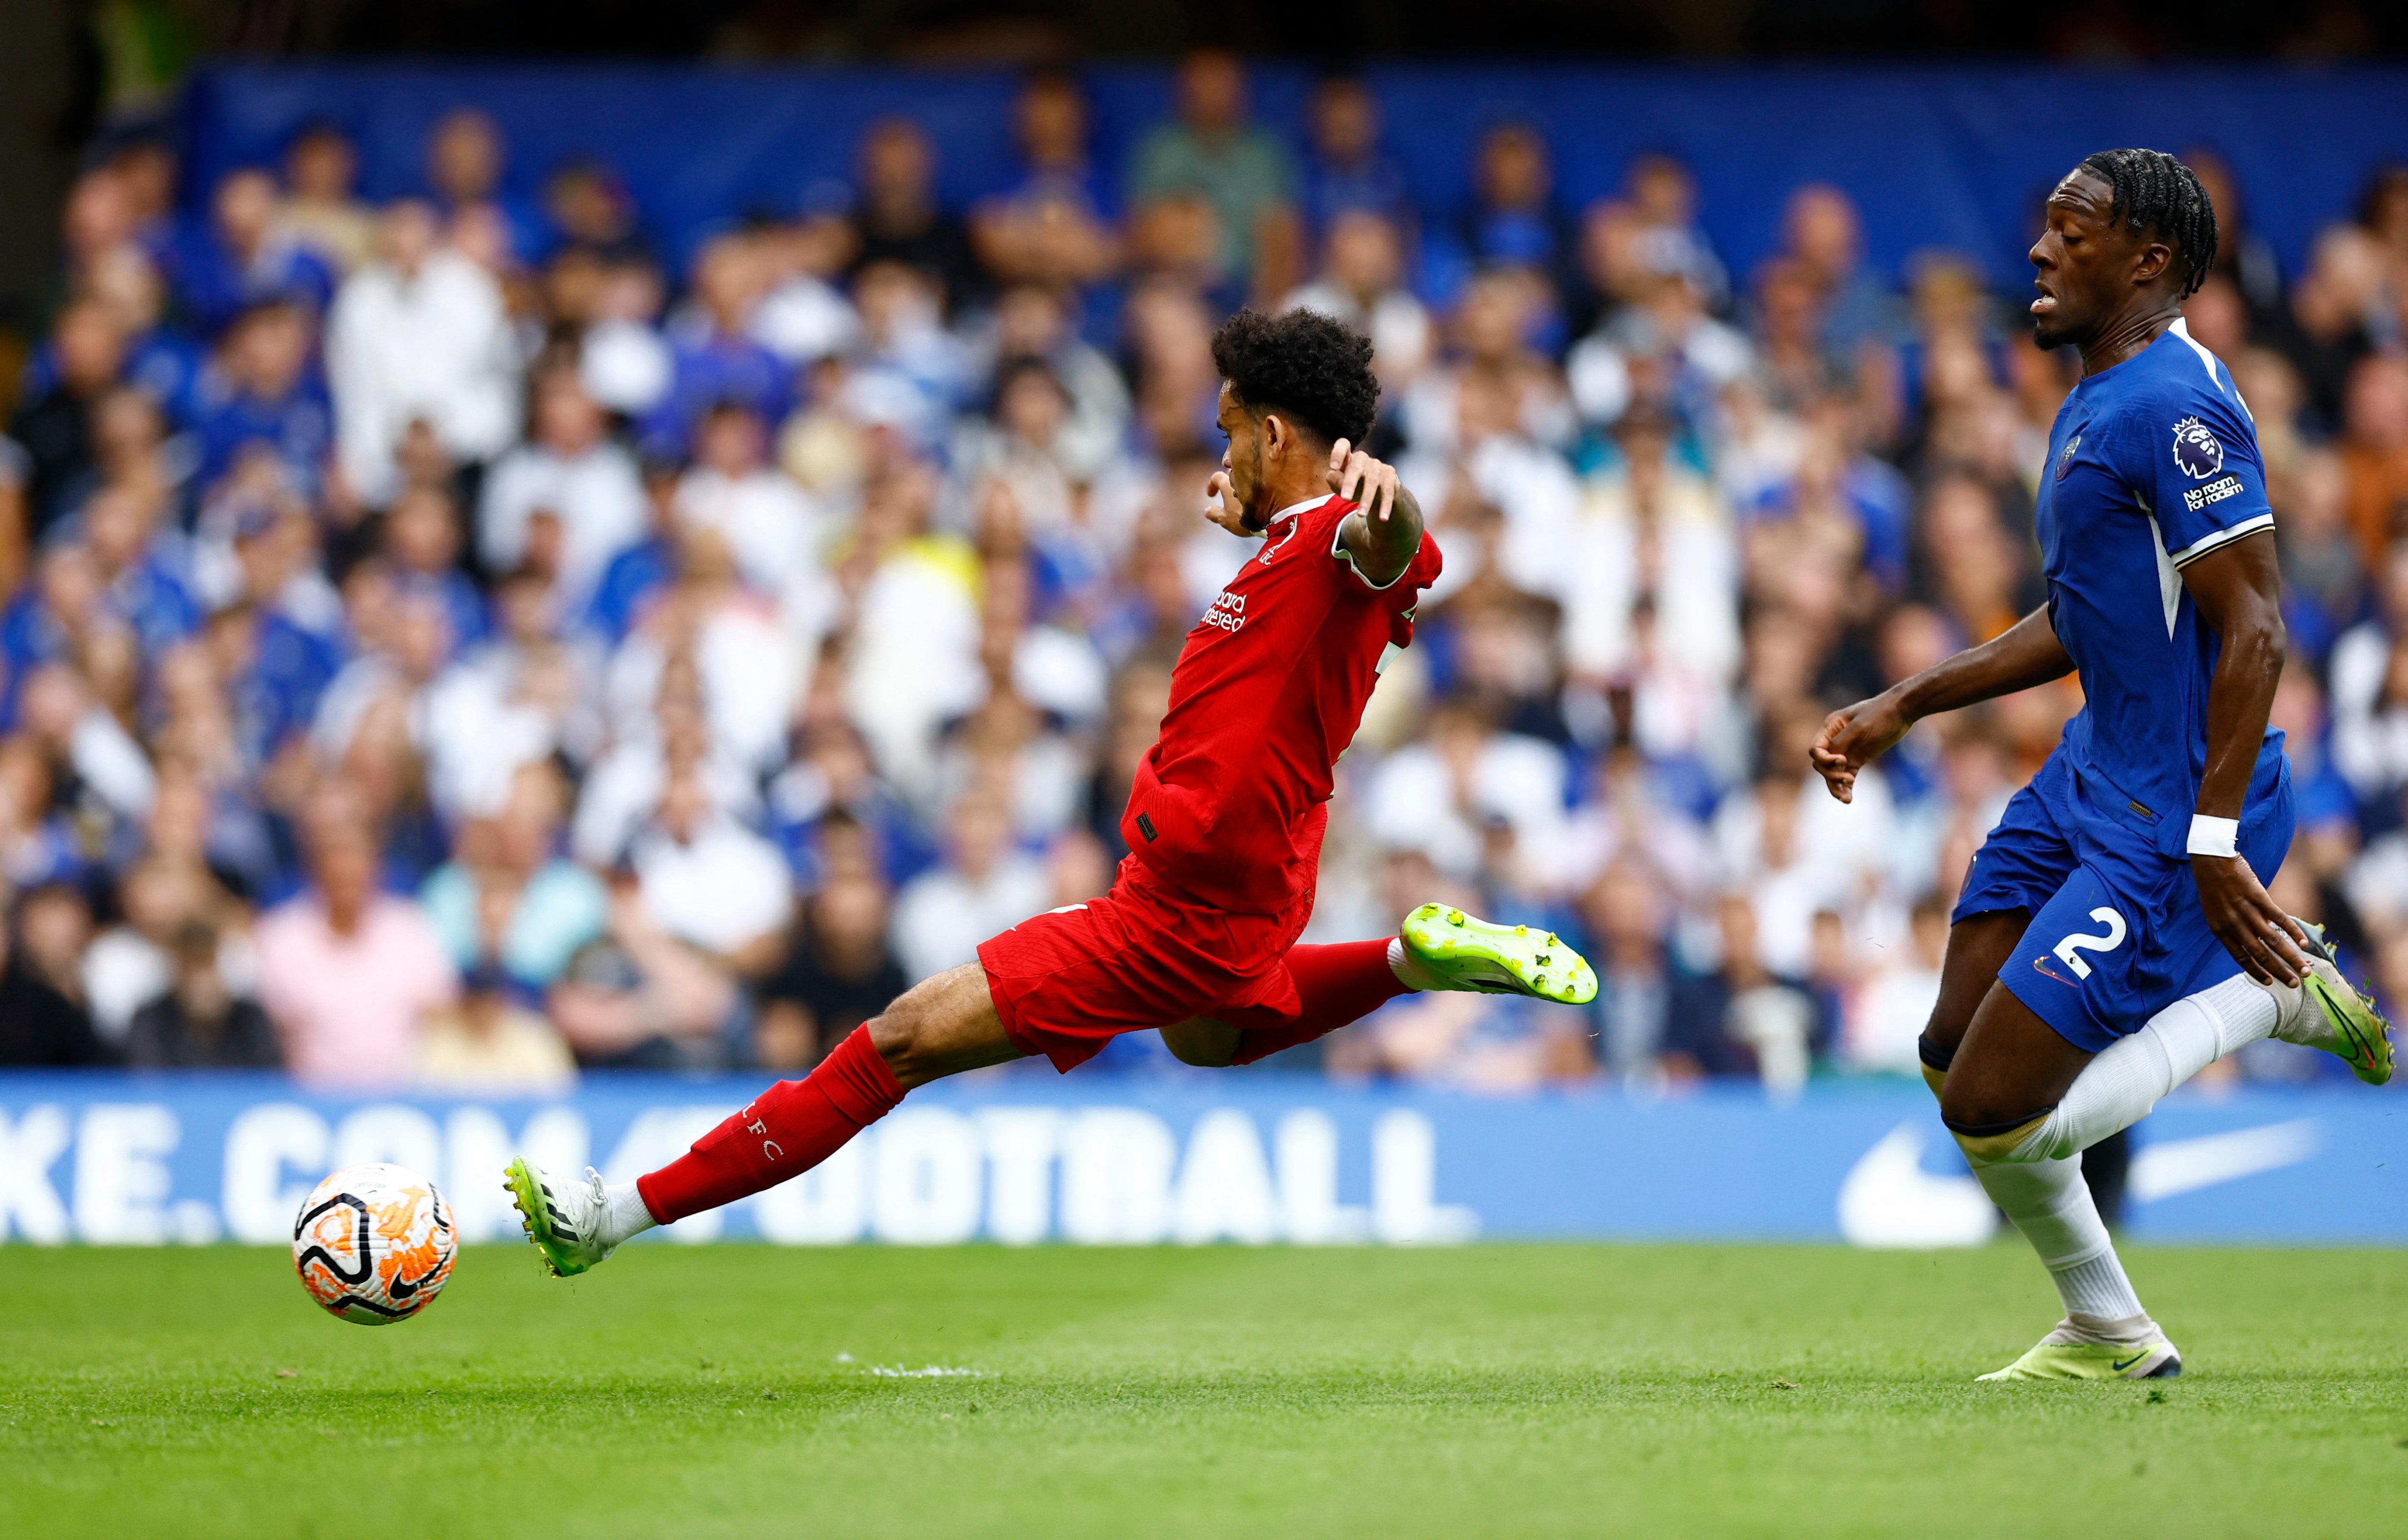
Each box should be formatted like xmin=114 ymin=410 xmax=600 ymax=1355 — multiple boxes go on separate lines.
xmin=5 ymin=52 xmax=2408 ymax=1096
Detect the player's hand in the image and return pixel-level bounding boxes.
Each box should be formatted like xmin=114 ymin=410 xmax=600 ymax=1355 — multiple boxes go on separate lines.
xmin=1202 ymin=470 xmax=1255 ymax=537
xmin=1809 ymin=692 xmax=1911 ymax=804
xmin=2192 ymin=853 xmax=2309 ymax=987
xmin=1327 ymin=438 xmax=1399 ymax=522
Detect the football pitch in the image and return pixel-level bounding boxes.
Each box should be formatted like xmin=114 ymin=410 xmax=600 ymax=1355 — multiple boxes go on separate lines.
xmin=3 ymin=1242 xmax=2403 ymax=1538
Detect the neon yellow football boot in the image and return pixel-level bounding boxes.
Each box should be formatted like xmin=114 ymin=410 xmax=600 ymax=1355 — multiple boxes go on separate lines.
xmin=1977 ymin=1331 xmax=2181 ymax=1381
xmin=2275 ymin=921 xmax=2393 ymax=1086
xmin=1397 ymin=903 xmax=1598 ymax=1005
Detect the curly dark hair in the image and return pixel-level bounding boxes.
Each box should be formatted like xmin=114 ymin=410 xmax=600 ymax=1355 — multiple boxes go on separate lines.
xmin=2075 ymin=147 xmax=2220 ymax=299
xmin=1209 ymin=308 xmax=1379 ymax=448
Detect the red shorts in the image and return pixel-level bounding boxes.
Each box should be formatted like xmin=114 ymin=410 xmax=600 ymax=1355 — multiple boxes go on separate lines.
xmin=977 ymin=852 xmax=1318 ymax=1073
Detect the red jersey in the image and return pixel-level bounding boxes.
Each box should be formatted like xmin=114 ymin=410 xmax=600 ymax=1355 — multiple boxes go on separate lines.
xmin=1119 ymin=494 xmax=1442 ymax=913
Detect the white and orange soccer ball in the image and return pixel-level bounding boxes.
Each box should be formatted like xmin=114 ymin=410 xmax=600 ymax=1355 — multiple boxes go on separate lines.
xmin=292 ymin=1163 xmax=458 ymax=1324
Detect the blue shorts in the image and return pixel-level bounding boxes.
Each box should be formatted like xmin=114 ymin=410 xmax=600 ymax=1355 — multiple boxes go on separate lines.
xmin=1952 ymin=747 xmax=2293 ymax=1054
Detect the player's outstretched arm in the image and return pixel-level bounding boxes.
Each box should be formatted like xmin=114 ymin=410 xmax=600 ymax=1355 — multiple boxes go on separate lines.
xmin=2180 ymin=531 xmax=2308 ymax=986
xmin=1330 ymin=438 xmax=1423 ymax=587
xmin=1810 ymin=605 xmax=2072 ymax=804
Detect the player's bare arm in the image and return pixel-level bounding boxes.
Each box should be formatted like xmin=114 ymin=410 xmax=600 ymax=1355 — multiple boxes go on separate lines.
xmin=1329 ymin=438 xmax=1423 ymax=587
xmin=1810 ymin=606 xmax=2074 ymax=803
xmin=2179 ymin=530 xmax=2308 ymax=986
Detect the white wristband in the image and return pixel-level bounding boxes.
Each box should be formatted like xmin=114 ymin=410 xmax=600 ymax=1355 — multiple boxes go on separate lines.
xmin=2186 ymin=814 xmax=2240 ymax=859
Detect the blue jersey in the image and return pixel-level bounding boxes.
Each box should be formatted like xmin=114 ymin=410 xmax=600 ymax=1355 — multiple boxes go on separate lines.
xmin=2037 ymin=318 xmax=2284 ymax=853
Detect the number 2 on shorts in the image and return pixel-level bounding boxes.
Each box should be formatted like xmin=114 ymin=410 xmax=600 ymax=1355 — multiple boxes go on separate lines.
xmin=2051 ymin=906 xmax=2127 ymax=981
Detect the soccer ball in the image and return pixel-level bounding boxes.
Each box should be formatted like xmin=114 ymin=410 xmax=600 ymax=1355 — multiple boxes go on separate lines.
xmin=292 ymin=1163 xmax=458 ymax=1325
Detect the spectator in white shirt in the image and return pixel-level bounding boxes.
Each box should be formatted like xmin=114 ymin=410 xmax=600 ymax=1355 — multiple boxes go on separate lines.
xmin=1281 ymin=208 xmax=1432 ymax=387
xmin=603 ymin=526 xmax=803 ymax=775
xmin=477 ymin=367 xmax=647 ymax=605
xmin=1841 ymin=894 xmax=1949 ymax=1074
xmin=325 ymin=200 xmax=519 ymax=505
xmin=626 ymin=767 xmax=793 ymax=977
xmin=675 ymin=402 xmax=833 ymax=637
xmin=977 ymin=283 xmax=1128 ymax=482
xmin=1556 ymin=413 xmax=1743 ymax=691
xmin=1364 ymin=700 xmax=1568 ymax=884
xmin=15 ymin=662 xmax=155 ymax=827
xmin=890 ymin=791 xmax=1049 ymax=983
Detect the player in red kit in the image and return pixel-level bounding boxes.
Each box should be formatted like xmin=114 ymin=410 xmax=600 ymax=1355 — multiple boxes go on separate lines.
xmin=505 ymin=309 xmax=1597 ymax=1272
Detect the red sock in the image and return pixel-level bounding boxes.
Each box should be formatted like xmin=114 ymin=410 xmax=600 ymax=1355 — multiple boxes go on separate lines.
xmin=1228 ymin=939 xmax=1409 ymax=1065
xmin=635 ymin=1025 xmax=906 ymax=1224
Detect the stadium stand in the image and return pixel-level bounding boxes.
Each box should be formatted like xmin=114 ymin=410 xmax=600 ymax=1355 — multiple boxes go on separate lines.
xmin=4 ymin=56 xmax=2408 ymax=1094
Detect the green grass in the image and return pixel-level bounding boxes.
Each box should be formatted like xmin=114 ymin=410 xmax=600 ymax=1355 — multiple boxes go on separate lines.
xmin=3 ymin=1242 xmax=2404 ymax=1538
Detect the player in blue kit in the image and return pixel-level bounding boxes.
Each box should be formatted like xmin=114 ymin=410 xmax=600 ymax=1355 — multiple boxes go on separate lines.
xmin=1814 ymin=149 xmax=2392 ymax=1380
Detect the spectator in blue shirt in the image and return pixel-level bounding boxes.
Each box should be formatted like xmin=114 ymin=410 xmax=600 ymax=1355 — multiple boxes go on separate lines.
xmin=166 ymin=169 xmax=336 ymax=340
xmin=215 ymin=597 xmax=343 ymax=775
xmin=0 ymin=544 xmax=102 ymax=714
xmin=1748 ymin=403 xmax=1911 ymax=597
xmin=1456 ymin=123 xmax=1576 ymax=293
xmin=83 ymin=483 xmax=200 ymax=659
xmin=1300 ymin=77 xmax=1411 ymax=233
xmin=1780 ymin=183 xmax=1905 ymax=355
xmin=971 ymin=72 xmax=1120 ymax=296
xmin=380 ymin=482 xmax=488 ymax=650
xmin=584 ymin=456 xmax=683 ymax=643
xmin=24 ymin=247 xmax=204 ymax=431
xmin=191 ymin=302 xmax=334 ymax=497
xmin=425 ymin=109 xmax=546 ymax=267
xmin=638 ymin=236 xmax=791 ymax=460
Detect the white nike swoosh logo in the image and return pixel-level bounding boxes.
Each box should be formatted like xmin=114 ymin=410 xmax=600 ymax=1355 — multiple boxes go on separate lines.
xmin=1836 ymin=1123 xmax=1997 ymax=1249
xmin=2128 ymin=1119 xmax=2321 ymax=1203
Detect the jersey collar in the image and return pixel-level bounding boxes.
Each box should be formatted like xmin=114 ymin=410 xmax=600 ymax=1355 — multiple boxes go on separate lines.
xmin=1263 ymin=494 xmax=1330 ymax=531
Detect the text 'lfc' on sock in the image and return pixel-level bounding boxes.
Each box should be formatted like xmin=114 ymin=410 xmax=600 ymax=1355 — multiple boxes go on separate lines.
xmin=635 ymin=1025 xmax=905 ymax=1225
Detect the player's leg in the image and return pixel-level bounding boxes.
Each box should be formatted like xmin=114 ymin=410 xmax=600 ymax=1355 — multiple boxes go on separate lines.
xmin=1159 ymin=938 xmax=1405 ymax=1066
xmin=506 ymin=963 xmax=1018 ymax=1276
xmin=1912 ymin=908 xmax=2030 ymax=1090
xmin=1966 ymin=971 xmax=2271 ymax=1165
xmin=1159 ymin=907 xmax=1600 ymax=1068
xmin=1938 ymin=981 xmax=2180 ymax=1379
xmin=1912 ymin=910 xmax=2170 ymax=1378
xmin=1938 ymin=978 xmax=2096 ymax=1137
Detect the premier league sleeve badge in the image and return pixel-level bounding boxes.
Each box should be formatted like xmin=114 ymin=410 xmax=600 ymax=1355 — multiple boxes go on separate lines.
xmin=2171 ymin=416 xmax=2224 ymax=478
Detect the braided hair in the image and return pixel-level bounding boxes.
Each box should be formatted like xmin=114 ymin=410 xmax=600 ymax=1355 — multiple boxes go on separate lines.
xmin=2074 ymin=148 xmax=2220 ymax=298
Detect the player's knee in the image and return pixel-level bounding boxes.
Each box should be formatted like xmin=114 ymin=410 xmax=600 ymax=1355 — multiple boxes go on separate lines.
xmin=866 ymin=978 xmax=950 ymax=1084
xmin=1914 ymin=1032 xmax=1952 ymax=1103
xmin=1941 ymin=1099 xmax=2056 ymax=1165
xmin=866 ymin=1007 xmax=925 ymax=1081
xmin=1161 ymin=1017 xmax=1239 ymax=1067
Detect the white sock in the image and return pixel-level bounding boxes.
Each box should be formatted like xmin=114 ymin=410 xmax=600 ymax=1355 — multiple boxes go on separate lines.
xmin=1387 ymin=936 xmax=1440 ymax=993
xmin=2003 ymin=972 xmax=2276 ymax=1163
xmin=2054 ymin=1256 xmax=2148 ymax=1324
xmin=1969 ymin=1154 xmax=2149 ymax=1327
xmin=600 ymin=1181 xmax=659 ymax=1247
